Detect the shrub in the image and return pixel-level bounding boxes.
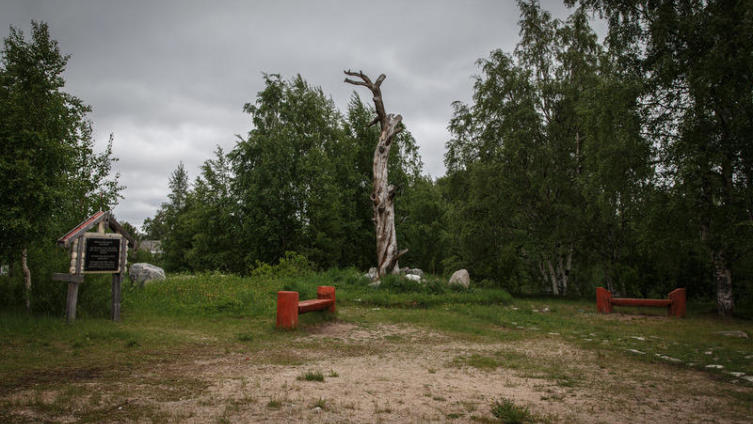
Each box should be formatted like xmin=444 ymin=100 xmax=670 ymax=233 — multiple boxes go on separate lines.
xmin=297 ymin=370 xmax=324 ymax=382
xmin=251 ymin=251 xmax=313 ymax=278
xmin=491 ymin=398 xmax=533 ymax=424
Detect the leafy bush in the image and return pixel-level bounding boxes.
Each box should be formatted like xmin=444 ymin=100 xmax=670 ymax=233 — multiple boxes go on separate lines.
xmin=250 ymin=251 xmax=314 ymax=278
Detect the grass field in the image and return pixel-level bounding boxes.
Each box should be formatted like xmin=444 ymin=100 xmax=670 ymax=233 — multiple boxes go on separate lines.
xmin=1 ymin=269 xmax=752 ymax=423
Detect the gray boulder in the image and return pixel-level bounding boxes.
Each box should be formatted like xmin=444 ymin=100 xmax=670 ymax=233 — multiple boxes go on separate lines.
xmin=407 ymin=268 xmax=424 ymax=278
xmin=129 ymin=263 xmax=166 ymax=287
xmin=405 ymin=274 xmax=422 ymax=282
xmin=448 ymin=269 xmax=470 ymax=289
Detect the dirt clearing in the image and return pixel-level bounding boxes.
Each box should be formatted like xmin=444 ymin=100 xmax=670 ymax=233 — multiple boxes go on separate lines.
xmin=2 ymin=320 xmax=751 ymax=423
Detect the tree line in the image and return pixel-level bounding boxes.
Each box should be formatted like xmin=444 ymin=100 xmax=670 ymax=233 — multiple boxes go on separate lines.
xmin=141 ymin=1 xmax=752 ymax=316
xmin=0 ymin=22 xmax=121 ymax=313
xmin=2 ymin=1 xmax=751 ymax=316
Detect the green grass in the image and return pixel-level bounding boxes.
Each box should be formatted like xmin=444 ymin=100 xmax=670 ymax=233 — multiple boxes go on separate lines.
xmin=0 ymin=268 xmax=752 ymax=423
xmin=297 ymin=370 xmax=325 ymax=382
xmin=491 ymin=398 xmax=534 ymax=423
xmin=3 ymin=269 xmax=751 ymax=385
xmin=266 ymin=399 xmax=282 ymax=409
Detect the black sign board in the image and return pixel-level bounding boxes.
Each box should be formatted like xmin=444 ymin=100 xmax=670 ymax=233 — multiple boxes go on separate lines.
xmin=83 ymin=237 xmax=121 ymax=272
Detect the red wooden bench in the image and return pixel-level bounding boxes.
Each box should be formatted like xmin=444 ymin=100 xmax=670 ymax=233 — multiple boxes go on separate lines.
xmin=596 ymin=287 xmax=686 ymax=317
xmin=276 ymin=286 xmax=335 ymax=329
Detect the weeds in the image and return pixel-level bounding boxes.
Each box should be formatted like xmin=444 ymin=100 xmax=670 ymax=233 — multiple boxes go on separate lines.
xmin=311 ymin=397 xmax=327 ymax=410
xmin=297 ymin=370 xmax=324 ymax=382
xmin=491 ymin=398 xmax=534 ymax=423
xmin=267 ymin=399 xmax=282 ymax=409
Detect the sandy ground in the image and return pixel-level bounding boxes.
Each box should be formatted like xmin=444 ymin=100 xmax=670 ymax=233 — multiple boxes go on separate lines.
xmin=4 ymin=321 xmax=752 ymax=423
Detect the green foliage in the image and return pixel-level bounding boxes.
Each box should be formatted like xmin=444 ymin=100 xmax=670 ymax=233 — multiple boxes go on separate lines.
xmin=443 ymin=2 xmax=654 ymax=298
xmin=568 ymin=0 xmax=753 ymax=313
xmin=146 ymin=74 xmax=426 ymax=275
xmin=128 ymin=248 xmax=163 ymax=268
xmin=297 ymin=371 xmax=324 ymax=382
xmin=0 ymin=21 xmax=122 ymax=312
xmin=491 ymin=398 xmax=534 ymax=423
xmin=250 ymin=251 xmax=314 ymax=278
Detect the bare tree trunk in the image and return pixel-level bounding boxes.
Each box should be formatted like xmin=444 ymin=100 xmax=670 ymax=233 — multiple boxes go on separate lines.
xmin=538 ymin=260 xmax=548 ymax=290
xmin=559 ymin=247 xmax=572 ymax=297
xmin=712 ymin=249 xmax=734 ymax=317
xmin=546 ymin=258 xmax=559 ymax=296
xmin=22 ymin=248 xmax=31 ymax=312
xmin=345 ymin=70 xmax=407 ymax=277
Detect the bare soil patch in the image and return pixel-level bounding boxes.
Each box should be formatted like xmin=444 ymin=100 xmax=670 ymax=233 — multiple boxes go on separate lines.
xmin=2 ymin=321 xmax=751 ymax=423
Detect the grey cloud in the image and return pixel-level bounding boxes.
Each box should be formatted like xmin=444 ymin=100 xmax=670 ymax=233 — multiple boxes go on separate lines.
xmin=2 ymin=0 xmax=582 ymax=227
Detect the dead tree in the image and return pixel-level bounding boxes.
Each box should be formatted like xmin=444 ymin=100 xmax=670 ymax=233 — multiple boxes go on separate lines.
xmin=344 ymin=70 xmax=407 ymax=278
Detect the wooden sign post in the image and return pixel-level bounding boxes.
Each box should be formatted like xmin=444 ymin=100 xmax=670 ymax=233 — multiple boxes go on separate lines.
xmin=53 ymin=211 xmax=134 ymax=322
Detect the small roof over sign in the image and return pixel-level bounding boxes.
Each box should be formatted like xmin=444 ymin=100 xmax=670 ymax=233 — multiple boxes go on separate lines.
xmin=57 ymin=210 xmax=135 ymax=248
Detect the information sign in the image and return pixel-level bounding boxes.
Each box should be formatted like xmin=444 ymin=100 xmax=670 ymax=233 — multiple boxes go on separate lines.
xmin=83 ymin=237 xmax=121 ymax=272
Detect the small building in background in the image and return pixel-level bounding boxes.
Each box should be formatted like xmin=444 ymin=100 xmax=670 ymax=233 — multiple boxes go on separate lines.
xmin=137 ymin=240 xmax=162 ymax=255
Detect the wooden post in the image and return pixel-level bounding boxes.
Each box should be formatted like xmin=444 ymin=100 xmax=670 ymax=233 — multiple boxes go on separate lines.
xmin=276 ymin=291 xmax=299 ymax=329
xmin=111 ymin=273 xmax=122 ymax=321
xmin=66 ymin=281 xmax=80 ymax=323
xmin=75 ymin=235 xmax=84 ymax=274
xmin=668 ymin=288 xmax=686 ymax=318
xmin=111 ymin=237 xmax=127 ymax=321
xmin=317 ymin=286 xmax=336 ymax=313
xmin=596 ymin=287 xmax=612 ymax=314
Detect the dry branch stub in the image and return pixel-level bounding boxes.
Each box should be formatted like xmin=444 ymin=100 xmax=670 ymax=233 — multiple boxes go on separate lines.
xmin=344 ymin=70 xmax=406 ymax=277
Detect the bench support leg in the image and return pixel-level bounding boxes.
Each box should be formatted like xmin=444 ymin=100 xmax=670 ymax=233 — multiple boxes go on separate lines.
xmin=596 ymin=287 xmax=612 ymax=314
xmin=668 ymin=288 xmax=686 ymax=318
xmin=277 ymin=291 xmax=299 ymax=329
xmin=317 ymin=286 xmax=336 ymax=313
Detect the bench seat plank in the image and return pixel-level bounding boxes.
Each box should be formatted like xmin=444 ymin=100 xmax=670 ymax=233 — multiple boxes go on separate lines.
xmin=298 ymin=298 xmax=335 ymax=313
xmin=611 ymin=298 xmax=671 ymax=307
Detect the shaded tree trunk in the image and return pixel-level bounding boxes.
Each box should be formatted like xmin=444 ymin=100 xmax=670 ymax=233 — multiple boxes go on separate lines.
xmin=344 ymin=71 xmax=407 ymax=277
xmin=712 ymin=249 xmax=734 ymax=317
xmin=545 ymin=257 xmax=559 ymax=296
xmin=544 ymin=248 xmax=571 ymax=296
xmin=22 ymin=248 xmax=31 ymax=312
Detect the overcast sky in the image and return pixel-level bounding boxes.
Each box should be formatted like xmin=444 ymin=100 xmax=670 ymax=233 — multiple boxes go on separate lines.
xmin=1 ymin=0 xmax=586 ymax=228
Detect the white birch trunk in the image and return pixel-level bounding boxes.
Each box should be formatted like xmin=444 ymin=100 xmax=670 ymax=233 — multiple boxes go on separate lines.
xmin=22 ymin=248 xmax=31 ymax=311
xmin=546 ymin=258 xmax=559 ymax=296
xmin=713 ymin=249 xmax=734 ymax=317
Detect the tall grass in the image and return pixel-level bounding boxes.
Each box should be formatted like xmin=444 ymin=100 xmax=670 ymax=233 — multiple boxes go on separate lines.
xmin=123 ymin=268 xmax=512 ymax=320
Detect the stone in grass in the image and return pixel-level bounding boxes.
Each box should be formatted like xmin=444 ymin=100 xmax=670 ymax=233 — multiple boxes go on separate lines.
xmin=705 ymin=364 xmax=724 ymax=369
xmin=626 ymin=349 xmax=646 ymax=355
xmin=655 ymin=354 xmax=682 ymax=363
xmin=367 ymin=267 xmax=379 ymax=281
xmin=405 ymin=274 xmax=422 ymax=282
xmin=129 ymin=263 xmax=166 ymax=287
xmin=716 ymin=330 xmax=748 ymax=339
xmin=407 ymin=268 xmax=424 ymax=278
xmin=448 ymin=269 xmax=470 ymax=289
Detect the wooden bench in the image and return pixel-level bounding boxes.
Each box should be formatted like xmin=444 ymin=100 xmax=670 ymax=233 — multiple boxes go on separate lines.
xmin=276 ymin=286 xmax=335 ymax=329
xmin=596 ymin=287 xmax=686 ymax=317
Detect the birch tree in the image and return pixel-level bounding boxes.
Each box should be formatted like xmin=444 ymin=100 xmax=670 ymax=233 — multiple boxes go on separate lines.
xmin=445 ymin=1 xmax=649 ymax=295
xmin=0 ymin=22 xmax=121 ymax=311
xmin=571 ymin=0 xmax=753 ymax=315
